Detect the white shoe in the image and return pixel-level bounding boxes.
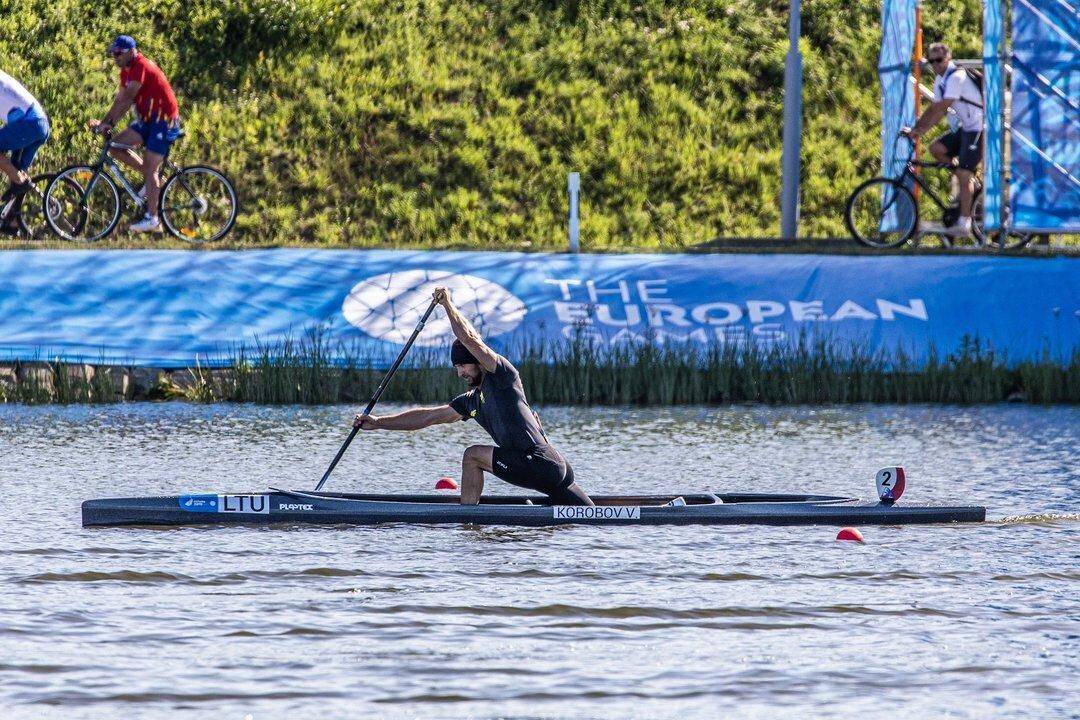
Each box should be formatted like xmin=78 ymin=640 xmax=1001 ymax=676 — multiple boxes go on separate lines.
xmin=130 ymin=214 xmax=162 ymax=233
xmin=664 ymin=496 xmax=687 ymax=507
xmin=946 ymin=219 xmax=973 ymax=238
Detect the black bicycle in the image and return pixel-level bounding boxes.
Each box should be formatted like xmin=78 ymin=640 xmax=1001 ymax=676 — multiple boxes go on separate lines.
xmin=44 ymin=130 xmax=238 ymax=243
xmin=845 ymin=138 xmax=1033 ymax=250
xmin=0 ymin=173 xmax=81 ymax=240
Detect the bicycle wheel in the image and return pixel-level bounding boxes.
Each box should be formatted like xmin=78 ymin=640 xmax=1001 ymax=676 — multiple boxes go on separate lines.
xmin=845 ymin=178 xmax=918 ymax=248
xmin=160 ymin=165 xmax=238 ymax=243
xmin=18 ymin=173 xmax=83 ymax=239
xmin=983 ymin=205 xmax=1035 ymax=250
xmin=45 ymin=165 xmax=122 ymax=241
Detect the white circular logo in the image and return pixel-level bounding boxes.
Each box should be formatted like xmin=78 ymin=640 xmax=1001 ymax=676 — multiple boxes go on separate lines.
xmin=342 ymin=269 xmax=527 ymax=346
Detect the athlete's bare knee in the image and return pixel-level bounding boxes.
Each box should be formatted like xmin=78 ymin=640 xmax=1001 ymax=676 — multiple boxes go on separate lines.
xmin=462 ymin=445 xmax=492 ymax=469
xmin=462 ymin=445 xmax=483 ymax=465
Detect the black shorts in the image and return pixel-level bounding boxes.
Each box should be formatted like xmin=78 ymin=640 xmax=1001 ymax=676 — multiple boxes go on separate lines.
xmin=491 ymin=445 xmax=589 ymax=505
xmin=933 ymin=129 xmax=983 ymax=171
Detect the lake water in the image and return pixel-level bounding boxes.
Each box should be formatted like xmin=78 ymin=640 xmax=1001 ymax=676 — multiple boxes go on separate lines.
xmin=0 ymin=403 xmax=1076 ymax=719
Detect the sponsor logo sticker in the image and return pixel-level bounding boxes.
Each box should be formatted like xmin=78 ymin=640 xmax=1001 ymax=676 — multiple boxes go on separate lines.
xmin=179 ymin=494 xmax=218 ymax=512
xmin=278 ymin=503 xmax=315 ymax=511
xmin=552 ymin=506 xmax=641 ymax=521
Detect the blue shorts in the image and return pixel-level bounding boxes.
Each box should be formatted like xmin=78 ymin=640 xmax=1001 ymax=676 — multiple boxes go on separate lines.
xmin=130 ymin=118 xmax=181 ymax=156
xmin=0 ymin=113 xmax=50 ymax=171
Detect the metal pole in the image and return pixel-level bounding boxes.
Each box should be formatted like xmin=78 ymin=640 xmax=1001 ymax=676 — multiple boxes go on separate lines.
xmin=779 ymin=0 xmax=803 ymax=240
xmin=994 ymin=0 xmax=1008 ymax=237
xmin=568 ymin=171 xmax=580 ymax=253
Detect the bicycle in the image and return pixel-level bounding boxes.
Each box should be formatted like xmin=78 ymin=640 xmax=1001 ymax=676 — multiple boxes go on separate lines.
xmin=0 ymin=173 xmax=81 ymax=240
xmin=845 ymin=137 xmax=1033 ymax=250
xmin=44 ymin=130 xmax=238 ymax=243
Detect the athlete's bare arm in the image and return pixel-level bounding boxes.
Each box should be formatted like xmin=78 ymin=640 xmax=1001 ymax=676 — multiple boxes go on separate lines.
xmin=355 ymin=405 xmax=461 ymax=431
xmin=433 ymin=287 xmax=499 ymax=373
xmin=904 ymin=99 xmax=954 ymax=138
xmin=91 ymin=81 xmax=141 ymax=131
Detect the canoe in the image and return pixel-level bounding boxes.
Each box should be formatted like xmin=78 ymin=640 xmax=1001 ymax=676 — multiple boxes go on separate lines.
xmin=81 ymin=489 xmax=987 ymax=527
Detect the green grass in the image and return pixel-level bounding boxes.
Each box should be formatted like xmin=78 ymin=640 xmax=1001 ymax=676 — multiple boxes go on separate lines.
xmin=3 ymin=333 xmax=1077 ymax=405
xmin=0 ymin=0 xmax=996 ymax=249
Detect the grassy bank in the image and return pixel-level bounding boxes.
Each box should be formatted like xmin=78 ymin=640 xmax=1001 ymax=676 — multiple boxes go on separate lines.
xmin=3 ymin=335 xmax=1077 ymax=405
xmin=1 ymin=0 xmax=985 ymax=248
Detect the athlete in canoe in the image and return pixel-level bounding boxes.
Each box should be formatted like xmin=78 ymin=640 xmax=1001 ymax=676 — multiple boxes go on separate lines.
xmin=355 ymin=287 xmax=593 ymax=506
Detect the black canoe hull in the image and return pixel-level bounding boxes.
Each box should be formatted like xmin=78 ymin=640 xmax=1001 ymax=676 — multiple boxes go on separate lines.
xmin=81 ymin=491 xmax=987 ymax=528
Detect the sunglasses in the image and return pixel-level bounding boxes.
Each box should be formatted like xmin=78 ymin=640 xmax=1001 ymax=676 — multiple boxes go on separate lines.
xmin=111 ymin=49 xmax=127 ymax=57
xmin=928 ymin=57 xmax=947 ymax=64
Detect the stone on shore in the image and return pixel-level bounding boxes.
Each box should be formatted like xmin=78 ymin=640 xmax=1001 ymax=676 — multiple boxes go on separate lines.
xmin=16 ymin=362 xmax=55 ymax=397
xmin=0 ymin=364 xmax=15 ymax=389
xmin=129 ymin=367 xmax=164 ymax=399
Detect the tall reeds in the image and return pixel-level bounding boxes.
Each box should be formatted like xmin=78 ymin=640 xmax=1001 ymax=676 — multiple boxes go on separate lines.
xmin=2 ymin=332 xmax=1077 ymax=405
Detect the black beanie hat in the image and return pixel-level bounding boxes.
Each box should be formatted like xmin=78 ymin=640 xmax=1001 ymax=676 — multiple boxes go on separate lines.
xmin=450 ymin=339 xmax=479 ymax=366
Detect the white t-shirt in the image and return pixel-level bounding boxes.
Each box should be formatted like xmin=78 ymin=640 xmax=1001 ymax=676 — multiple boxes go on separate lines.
xmin=0 ymin=69 xmax=42 ymax=124
xmin=933 ymin=63 xmax=984 ymax=133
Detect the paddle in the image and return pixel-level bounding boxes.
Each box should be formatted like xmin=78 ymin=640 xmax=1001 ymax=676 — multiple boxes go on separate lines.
xmin=314 ymin=297 xmax=439 ymax=491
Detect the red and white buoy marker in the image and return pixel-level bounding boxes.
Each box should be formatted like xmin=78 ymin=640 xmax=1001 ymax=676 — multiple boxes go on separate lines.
xmin=435 ymin=477 xmax=458 ymax=490
xmin=836 ymin=527 xmax=864 ymax=543
xmin=875 ymin=466 xmax=906 ymax=505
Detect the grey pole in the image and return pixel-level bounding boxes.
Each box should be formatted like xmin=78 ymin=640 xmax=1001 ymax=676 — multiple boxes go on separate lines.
xmin=779 ymin=0 xmax=803 ymax=240
xmin=568 ymin=171 xmax=580 ymax=253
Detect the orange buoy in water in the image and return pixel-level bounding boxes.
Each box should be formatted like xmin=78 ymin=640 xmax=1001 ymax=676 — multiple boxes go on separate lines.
xmin=435 ymin=477 xmax=458 ymax=490
xmin=836 ymin=527 xmax=864 ymax=543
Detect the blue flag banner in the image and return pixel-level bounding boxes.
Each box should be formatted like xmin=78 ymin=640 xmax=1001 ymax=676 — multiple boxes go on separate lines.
xmin=0 ymin=250 xmax=1075 ymax=367
xmin=983 ymin=0 xmax=1005 ymax=230
xmin=878 ymin=0 xmax=918 ymax=232
xmin=1009 ymin=0 xmax=1080 ymax=232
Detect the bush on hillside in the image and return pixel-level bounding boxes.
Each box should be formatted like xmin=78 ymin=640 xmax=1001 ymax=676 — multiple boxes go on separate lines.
xmin=0 ymin=0 xmax=983 ymax=247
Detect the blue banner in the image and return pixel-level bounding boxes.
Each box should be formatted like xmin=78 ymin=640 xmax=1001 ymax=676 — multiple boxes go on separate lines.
xmin=0 ymin=250 xmax=1076 ymax=367
xmin=1009 ymin=0 xmax=1080 ymax=232
xmin=983 ymin=0 xmax=1005 ymax=230
xmin=878 ymin=0 xmax=918 ymax=233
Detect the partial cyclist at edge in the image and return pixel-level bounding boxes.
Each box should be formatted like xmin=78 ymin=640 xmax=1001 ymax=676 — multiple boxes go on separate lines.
xmin=901 ymin=42 xmax=984 ymax=238
xmin=88 ymin=35 xmax=180 ymax=234
xmin=0 ymin=69 xmax=50 ymax=235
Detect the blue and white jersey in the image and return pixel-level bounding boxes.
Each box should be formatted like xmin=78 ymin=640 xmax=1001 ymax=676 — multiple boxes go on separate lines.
xmin=0 ymin=69 xmax=44 ymax=124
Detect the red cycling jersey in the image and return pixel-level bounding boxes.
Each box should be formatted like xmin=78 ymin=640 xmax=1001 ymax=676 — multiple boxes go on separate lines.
xmin=119 ymin=53 xmax=178 ymax=123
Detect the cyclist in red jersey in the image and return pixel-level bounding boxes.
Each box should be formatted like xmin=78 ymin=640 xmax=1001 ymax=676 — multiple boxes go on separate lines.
xmin=88 ymin=35 xmax=181 ymax=233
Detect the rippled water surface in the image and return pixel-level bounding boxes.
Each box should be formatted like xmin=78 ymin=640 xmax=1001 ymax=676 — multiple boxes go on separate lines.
xmin=0 ymin=403 xmax=1077 ymax=719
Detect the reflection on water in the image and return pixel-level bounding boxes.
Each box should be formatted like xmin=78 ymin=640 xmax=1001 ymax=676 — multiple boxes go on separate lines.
xmin=0 ymin=402 xmax=1077 ymax=719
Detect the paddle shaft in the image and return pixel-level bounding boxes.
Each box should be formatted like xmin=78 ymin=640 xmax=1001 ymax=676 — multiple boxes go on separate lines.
xmin=314 ymin=299 xmax=439 ymax=491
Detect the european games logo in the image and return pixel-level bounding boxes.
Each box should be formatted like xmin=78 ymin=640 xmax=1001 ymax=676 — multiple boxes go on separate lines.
xmin=341 ymin=270 xmax=527 ymax=346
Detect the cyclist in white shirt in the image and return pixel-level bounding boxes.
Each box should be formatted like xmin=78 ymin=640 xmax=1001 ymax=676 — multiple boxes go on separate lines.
xmin=901 ymin=43 xmax=984 ymax=237
xmin=0 ymin=70 xmax=50 ymax=234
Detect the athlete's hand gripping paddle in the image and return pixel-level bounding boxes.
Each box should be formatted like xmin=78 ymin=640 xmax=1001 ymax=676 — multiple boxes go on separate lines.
xmin=314 ymin=298 xmax=439 ymax=491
